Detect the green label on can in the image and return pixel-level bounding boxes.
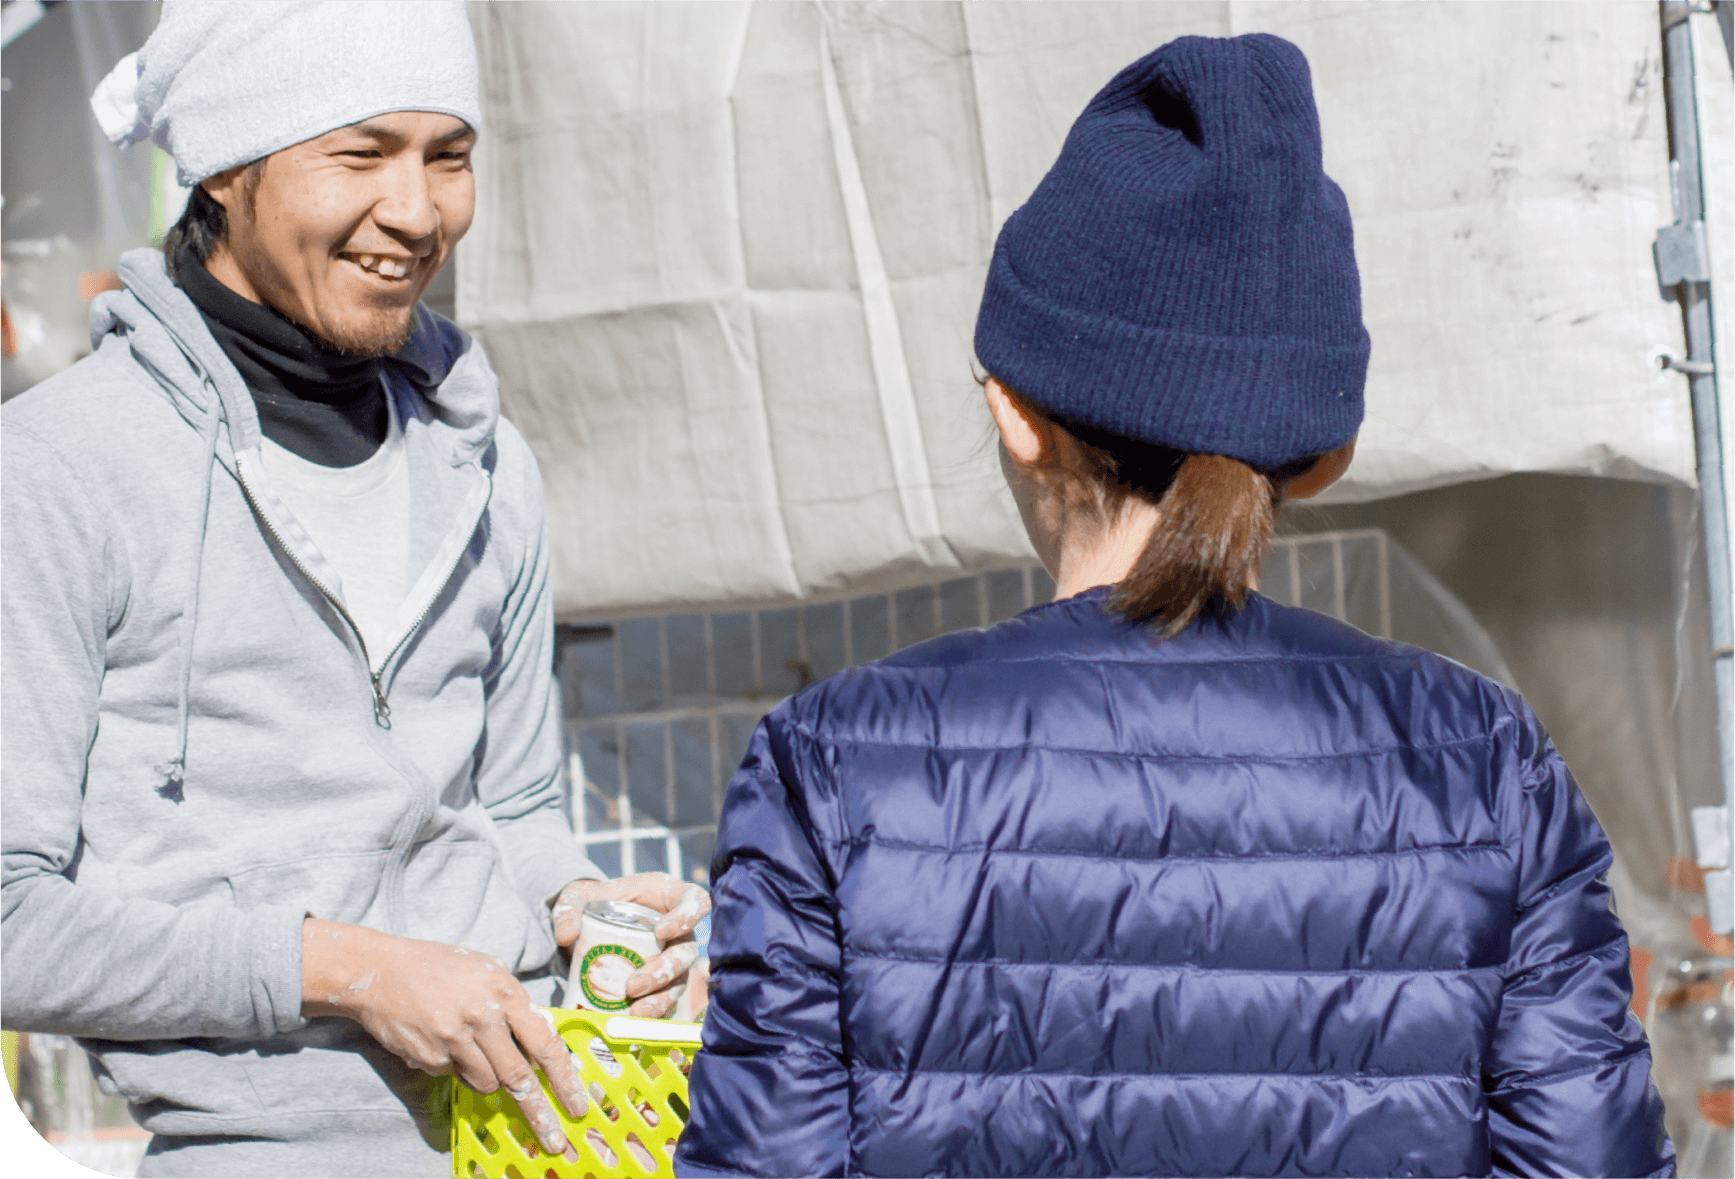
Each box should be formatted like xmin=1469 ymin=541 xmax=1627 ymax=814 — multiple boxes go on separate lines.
xmin=579 ymin=943 xmax=645 ymax=1011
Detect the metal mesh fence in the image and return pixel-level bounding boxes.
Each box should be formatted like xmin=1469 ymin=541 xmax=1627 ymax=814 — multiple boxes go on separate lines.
xmin=559 ymin=529 xmax=1409 ymax=884
xmin=561 ymin=566 xmax=1058 ymax=883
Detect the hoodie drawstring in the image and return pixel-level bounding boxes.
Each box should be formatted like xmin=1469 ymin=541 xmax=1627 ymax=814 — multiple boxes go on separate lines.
xmin=153 ymin=382 xmax=223 ymax=802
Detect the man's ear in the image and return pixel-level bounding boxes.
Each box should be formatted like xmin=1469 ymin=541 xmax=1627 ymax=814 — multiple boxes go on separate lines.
xmin=198 ymin=163 xmax=253 ymax=220
xmin=1282 ymin=435 xmax=1358 ymax=501
xmin=984 ymin=378 xmax=1056 ymax=469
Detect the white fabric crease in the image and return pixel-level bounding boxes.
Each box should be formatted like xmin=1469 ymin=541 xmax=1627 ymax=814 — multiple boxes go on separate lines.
xmin=460 ymin=1 xmax=1703 ymax=620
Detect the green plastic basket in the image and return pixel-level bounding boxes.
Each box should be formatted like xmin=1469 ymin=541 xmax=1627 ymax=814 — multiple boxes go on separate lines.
xmin=452 ymin=1008 xmax=700 ymax=1178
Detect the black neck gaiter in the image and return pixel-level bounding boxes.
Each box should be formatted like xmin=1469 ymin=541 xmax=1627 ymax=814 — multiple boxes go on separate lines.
xmin=174 ymin=244 xmax=388 ymax=467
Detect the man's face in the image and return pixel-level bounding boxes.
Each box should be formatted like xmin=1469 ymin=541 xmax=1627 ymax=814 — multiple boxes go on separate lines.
xmin=202 ymin=112 xmax=476 ymax=355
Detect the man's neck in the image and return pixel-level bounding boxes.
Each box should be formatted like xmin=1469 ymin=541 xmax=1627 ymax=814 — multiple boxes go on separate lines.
xmin=201 ymin=243 xmax=269 ymax=308
xmin=174 ymin=242 xmax=388 ymax=467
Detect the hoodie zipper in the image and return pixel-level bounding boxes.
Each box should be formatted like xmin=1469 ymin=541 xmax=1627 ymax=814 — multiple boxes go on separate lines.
xmin=123 ymin=278 xmax=498 ymax=935
xmin=121 ymin=275 xmax=476 ymax=731
xmin=362 ymin=502 xmax=487 ymax=726
xmin=233 ymin=458 xmax=395 ymax=726
xmin=236 ymin=444 xmax=495 ymax=936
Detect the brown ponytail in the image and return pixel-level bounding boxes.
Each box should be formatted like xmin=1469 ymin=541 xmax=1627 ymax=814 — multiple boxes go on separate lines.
xmin=994 ymin=382 xmax=1308 ymax=638
xmin=1115 ymin=453 xmax=1276 ymax=636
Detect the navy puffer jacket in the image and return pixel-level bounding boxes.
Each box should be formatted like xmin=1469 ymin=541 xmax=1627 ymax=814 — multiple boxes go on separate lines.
xmin=675 ymin=589 xmax=1673 ymax=1178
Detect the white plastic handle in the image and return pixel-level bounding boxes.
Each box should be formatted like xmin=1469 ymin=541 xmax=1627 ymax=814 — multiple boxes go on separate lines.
xmin=603 ymin=1016 xmax=703 ymax=1046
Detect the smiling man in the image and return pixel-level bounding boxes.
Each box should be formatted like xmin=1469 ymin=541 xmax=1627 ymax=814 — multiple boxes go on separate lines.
xmin=1 ymin=5 xmax=705 ymax=1177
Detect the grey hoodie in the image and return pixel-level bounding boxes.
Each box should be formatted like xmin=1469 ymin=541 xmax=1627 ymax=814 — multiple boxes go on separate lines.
xmin=2 ymin=249 xmax=600 ymax=1177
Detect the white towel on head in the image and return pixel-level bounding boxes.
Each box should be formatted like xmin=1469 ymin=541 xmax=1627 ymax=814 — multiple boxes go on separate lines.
xmin=90 ymin=1 xmax=482 ymax=185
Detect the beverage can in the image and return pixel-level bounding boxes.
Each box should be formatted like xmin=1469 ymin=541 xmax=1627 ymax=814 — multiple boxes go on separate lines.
xmin=565 ymin=899 xmax=664 ymax=1012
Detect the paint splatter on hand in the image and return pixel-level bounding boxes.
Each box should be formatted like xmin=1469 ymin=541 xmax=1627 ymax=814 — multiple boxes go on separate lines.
xmin=552 ymin=872 xmax=712 ymax=948
xmin=625 ymin=939 xmax=700 ymax=1000
xmin=551 ymin=873 xmax=710 ymax=1018
xmin=298 ymin=919 xmax=587 ymax=1156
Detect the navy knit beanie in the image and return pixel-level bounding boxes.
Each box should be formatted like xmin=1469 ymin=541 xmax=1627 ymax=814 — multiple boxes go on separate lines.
xmin=974 ymin=34 xmax=1369 ymax=471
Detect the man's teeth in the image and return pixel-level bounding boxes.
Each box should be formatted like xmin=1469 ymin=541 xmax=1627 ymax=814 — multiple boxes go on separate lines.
xmin=348 ymin=254 xmax=413 ymax=279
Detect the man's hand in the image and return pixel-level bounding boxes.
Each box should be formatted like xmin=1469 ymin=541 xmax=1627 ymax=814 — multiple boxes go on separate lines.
xmin=553 ymin=873 xmax=711 ymax=1019
xmin=302 ymin=919 xmax=583 ymax=1159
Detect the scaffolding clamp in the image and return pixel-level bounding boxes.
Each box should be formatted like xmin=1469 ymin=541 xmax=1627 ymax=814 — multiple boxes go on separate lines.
xmin=1662 ymin=355 xmax=1717 ymax=377
xmin=1655 ymin=220 xmax=1713 ymax=296
xmin=1692 ymin=804 xmax=1732 ymax=934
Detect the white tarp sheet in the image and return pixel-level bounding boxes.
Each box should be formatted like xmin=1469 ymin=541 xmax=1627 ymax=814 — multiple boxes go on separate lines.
xmin=460 ymin=1 xmax=1702 ymax=620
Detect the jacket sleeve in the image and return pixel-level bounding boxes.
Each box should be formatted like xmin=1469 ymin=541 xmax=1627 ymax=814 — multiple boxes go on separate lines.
xmin=674 ymin=715 xmax=849 ymax=1179
xmin=1 ymin=421 xmax=305 ymax=1040
xmin=1484 ymin=708 xmax=1675 ymax=1178
xmin=476 ymin=426 xmax=600 ymax=914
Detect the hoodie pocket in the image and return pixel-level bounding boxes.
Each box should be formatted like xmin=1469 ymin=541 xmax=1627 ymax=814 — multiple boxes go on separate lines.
xmin=395 ymin=839 xmax=554 ymax=971
xmin=225 ymin=849 xmax=393 ymax=927
xmin=225 ymin=842 xmax=548 ymax=968
xmin=395 ymin=839 xmax=498 ymax=947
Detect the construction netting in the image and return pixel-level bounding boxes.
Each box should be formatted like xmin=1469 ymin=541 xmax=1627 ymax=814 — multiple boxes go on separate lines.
xmin=459 ymin=0 xmax=1715 ymax=617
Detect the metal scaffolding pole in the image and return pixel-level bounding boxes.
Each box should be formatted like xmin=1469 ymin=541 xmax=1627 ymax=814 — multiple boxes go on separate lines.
xmin=1658 ymin=1 xmax=1733 ymax=932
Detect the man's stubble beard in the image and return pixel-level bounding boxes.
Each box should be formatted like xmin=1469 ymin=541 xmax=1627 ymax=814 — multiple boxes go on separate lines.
xmin=311 ymin=302 xmax=415 ymax=358
xmin=229 ymin=236 xmax=416 ymax=358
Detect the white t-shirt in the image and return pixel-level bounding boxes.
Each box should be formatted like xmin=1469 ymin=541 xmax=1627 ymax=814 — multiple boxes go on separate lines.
xmin=261 ymin=390 xmax=409 ymax=671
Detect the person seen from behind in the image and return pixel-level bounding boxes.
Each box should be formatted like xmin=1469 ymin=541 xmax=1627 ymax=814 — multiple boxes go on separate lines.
xmin=673 ymin=33 xmax=1674 ymax=1179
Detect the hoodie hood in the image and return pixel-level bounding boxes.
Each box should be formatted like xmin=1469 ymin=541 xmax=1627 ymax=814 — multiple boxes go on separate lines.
xmin=84 ymin=247 xmax=503 ymax=798
xmin=90 ymin=248 xmax=498 ymax=468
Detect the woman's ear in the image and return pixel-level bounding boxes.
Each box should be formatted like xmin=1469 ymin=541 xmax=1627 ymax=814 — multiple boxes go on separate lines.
xmin=984 ymin=378 xmax=1056 ymax=469
xmin=1282 ymin=435 xmax=1358 ymax=501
